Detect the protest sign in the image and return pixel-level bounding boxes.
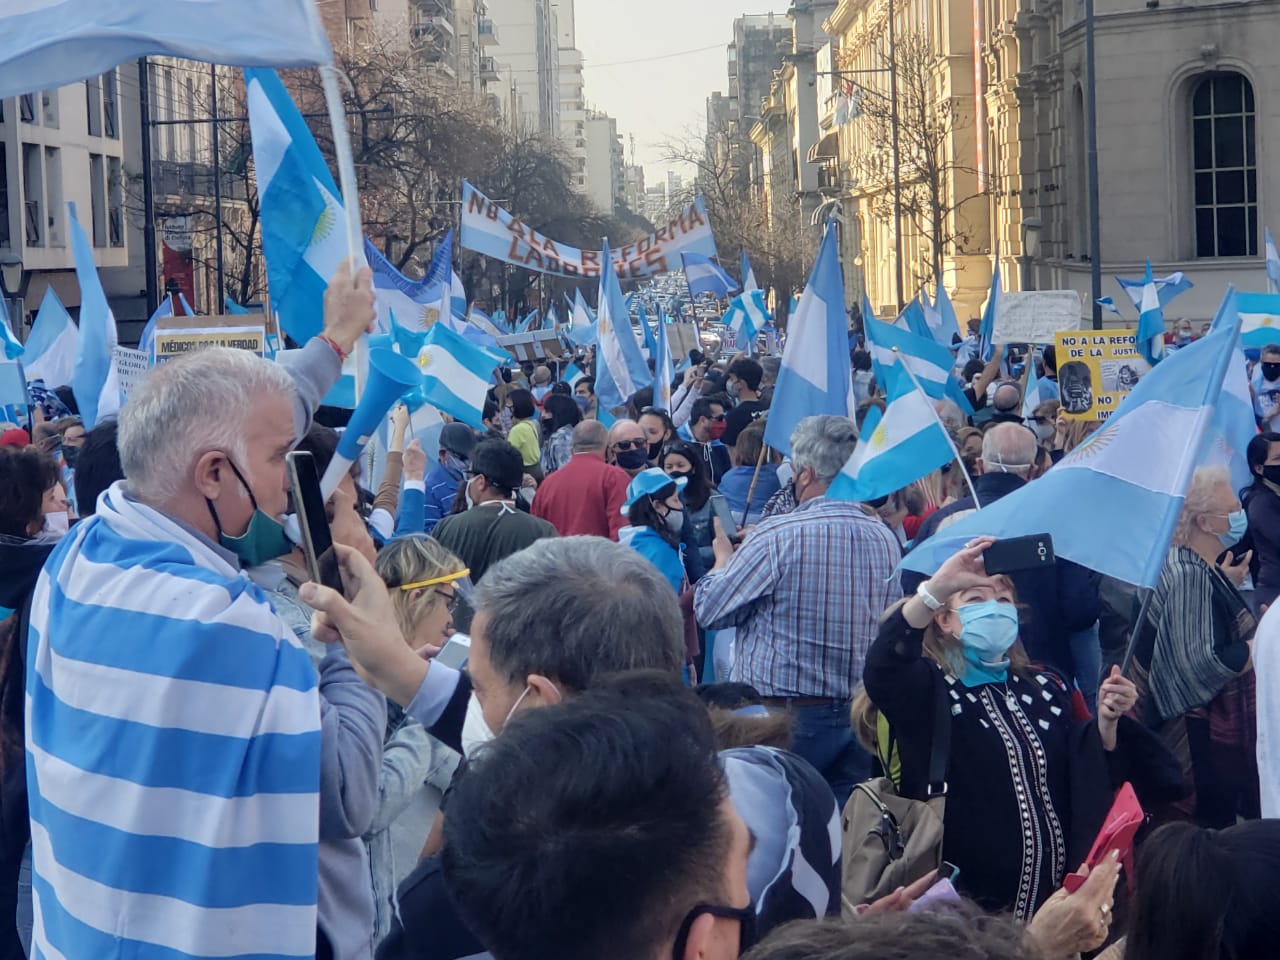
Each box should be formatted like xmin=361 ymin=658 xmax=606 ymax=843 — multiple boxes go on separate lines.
xmin=666 ymin=322 xmax=702 ymax=361
xmin=152 ymin=316 xmax=268 ymax=365
xmin=995 ymin=291 xmax=1082 ymax=344
xmin=112 ymin=347 xmax=150 ymax=397
xmin=1055 ymin=329 xmax=1149 ymax=421
xmin=497 ymin=330 xmax=566 ymax=363
xmin=461 ymin=181 xmax=717 ymax=281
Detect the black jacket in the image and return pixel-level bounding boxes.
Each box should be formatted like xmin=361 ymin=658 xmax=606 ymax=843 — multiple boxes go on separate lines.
xmin=905 ymin=474 xmax=1101 ymax=677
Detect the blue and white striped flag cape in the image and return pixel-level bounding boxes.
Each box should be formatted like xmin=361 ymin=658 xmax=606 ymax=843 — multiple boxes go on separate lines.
xmin=417 ymin=319 xmax=499 ymax=429
xmin=21 ymin=288 xmax=78 ymax=389
xmin=0 ymin=0 xmax=331 ymax=101
xmin=68 ymin=202 xmax=120 ymax=428
xmin=829 ymin=365 xmax=956 ymax=504
xmin=681 ymin=252 xmax=739 ymax=299
xmin=245 ymin=69 xmax=346 ymax=347
xmin=137 ymin=295 xmax=174 ymax=359
xmin=27 ymin=483 xmax=322 ymax=960
xmin=763 ymin=223 xmax=855 ymax=454
xmin=903 ymin=316 xmax=1242 ymax=589
xmin=595 ymin=240 xmax=652 ymax=410
xmin=1267 ymin=228 xmax=1280 ymax=295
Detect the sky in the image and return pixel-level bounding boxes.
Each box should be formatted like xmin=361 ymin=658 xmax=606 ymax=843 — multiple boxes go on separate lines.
xmin=574 ymin=0 xmax=787 ymax=183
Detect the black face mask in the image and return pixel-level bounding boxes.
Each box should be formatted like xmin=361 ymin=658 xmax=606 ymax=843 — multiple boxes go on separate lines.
xmin=647 ymin=440 xmax=664 ymax=461
xmin=616 ymin=448 xmax=649 ymax=471
xmin=1263 ymin=362 xmax=1280 ymax=382
xmin=61 ymin=445 xmax=79 ymax=468
xmin=1263 ymin=464 xmax=1280 ymax=485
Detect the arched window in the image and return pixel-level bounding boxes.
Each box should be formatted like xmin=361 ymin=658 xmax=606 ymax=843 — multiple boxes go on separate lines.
xmin=1193 ymin=72 xmax=1257 ymax=257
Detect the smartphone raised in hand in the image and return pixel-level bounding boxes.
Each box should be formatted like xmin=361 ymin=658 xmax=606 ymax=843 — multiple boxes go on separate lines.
xmin=983 ymin=534 xmax=1055 ymax=575
xmin=286 ymin=450 xmax=344 ymax=594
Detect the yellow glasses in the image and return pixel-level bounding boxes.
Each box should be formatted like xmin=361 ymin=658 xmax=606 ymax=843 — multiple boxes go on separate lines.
xmin=397 ymin=569 xmax=471 ymax=592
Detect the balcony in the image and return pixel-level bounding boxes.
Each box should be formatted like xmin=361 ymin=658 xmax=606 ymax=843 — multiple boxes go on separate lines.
xmin=479 ymin=56 xmax=500 ymax=81
xmin=478 ymin=17 xmax=498 ymax=45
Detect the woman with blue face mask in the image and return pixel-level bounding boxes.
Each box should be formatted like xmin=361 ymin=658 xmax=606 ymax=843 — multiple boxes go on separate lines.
xmin=855 ymin=536 xmax=1183 ymax=924
xmin=1129 ymin=465 xmax=1259 ymax=828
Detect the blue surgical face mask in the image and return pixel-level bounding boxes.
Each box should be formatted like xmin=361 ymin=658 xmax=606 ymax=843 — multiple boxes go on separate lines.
xmin=1219 ymin=509 xmax=1248 ymax=549
xmin=955 ymin=600 xmax=1019 ymax=687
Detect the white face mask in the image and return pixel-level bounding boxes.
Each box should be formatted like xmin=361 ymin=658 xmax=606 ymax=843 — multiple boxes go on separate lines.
xmin=42 ymin=511 xmax=69 ymax=538
xmin=461 ymin=685 xmax=537 ymax=759
xmin=1032 ymin=421 xmax=1055 ymax=443
xmin=662 ymin=505 xmax=684 ymax=536
xmin=464 ymin=477 xmax=478 ymax=511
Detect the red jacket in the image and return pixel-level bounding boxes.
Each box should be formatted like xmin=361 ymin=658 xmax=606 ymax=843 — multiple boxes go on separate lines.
xmin=531 ymin=453 xmax=630 ymax=540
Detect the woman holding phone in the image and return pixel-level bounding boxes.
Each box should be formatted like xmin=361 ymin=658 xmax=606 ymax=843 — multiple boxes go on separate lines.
xmin=854 ymin=537 xmax=1182 ymax=921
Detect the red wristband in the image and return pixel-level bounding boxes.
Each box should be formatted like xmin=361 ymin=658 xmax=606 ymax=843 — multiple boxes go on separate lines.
xmin=319 ymin=334 xmax=348 ymax=361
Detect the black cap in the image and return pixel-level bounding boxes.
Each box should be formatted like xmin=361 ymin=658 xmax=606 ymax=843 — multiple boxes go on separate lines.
xmin=440 ymin=422 xmax=478 ymax=461
xmin=470 ymin=439 xmax=525 ymax=493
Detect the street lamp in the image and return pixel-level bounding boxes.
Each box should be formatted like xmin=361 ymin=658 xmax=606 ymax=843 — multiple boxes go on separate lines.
xmin=0 ymin=253 xmax=22 ymax=296
xmin=1019 ymin=216 xmax=1043 ymax=291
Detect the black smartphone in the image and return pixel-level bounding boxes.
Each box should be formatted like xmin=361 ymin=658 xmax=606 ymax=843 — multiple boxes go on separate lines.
xmin=984 ymin=534 xmax=1055 ymax=575
xmin=286 ymin=451 xmax=343 ymax=593
xmin=709 ymin=492 xmax=739 ymax=537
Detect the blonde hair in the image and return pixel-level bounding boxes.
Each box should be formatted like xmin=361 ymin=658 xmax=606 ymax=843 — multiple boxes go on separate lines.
xmin=375 ymin=536 xmax=467 ymax=641
xmin=1173 ymin=465 xmax=1232 ymax=547
xmin=851 ymin=583 xmax=1032 ymax=755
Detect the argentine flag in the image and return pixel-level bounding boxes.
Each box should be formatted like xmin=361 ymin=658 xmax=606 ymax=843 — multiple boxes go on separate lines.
xmin=21 ymin=289 xmax=78 ymax=388
xmin=978 ymin=255 xmax=1001 ymax=362
xmin=904 ymin=317 xmax=1242 ymax=589
xmin=1134 ymin=263 xmax=1166 ymax=366
xmin=0 ymin=361 xmax=28 ymax=415
xmin=68 ymin=202 xmax=120 ymax=428
xmin=0 ymin=0 xmax=331 ymax=102
xmin=725 ymin=288 xmax=769 ymax=354
xmin=365 ymin=237 xmax=446 ymax=333
xmin=829 ymin=368 xmax=956 ymax=503
xmin=224 ymin=296 xmax=252 ymax=315
xmin=1207 ymin=291 xmax=1264 ymax=493
xmin=137 ymin=295 xmax=173 ymax=359
xmin=595 ymin=241 xmax=652 ymax=410
xmin=1267 ymin=228 xmax=1280 ymax=295
xmin=0 ymin=304 xmax=22 ymax=361
xmin=1233 ymin=292 xmax=1280 ymax=348
xmin=682 ymin=252 xmax=738 ymax=299
xmin=653 ymin=312 xmax=675 ymax=412
xmin=246 ymin=68 xmax=346 ymax=346
xmin=930 ymin=278 xmax=962 ymax=348
xmin=417 ymin=320 xmax=498 ymax=430
xmin=1116 ymin=263 xmax=1193 ymax=312
xmin=741 ymin=250 xmax=758 ymax=292
xmin=864 ymin=307 xmax=967 ymax=408
xmin=763 ymin=223 xmax=855 ymax=453
xmin=563 ymin=363 xmax=587 ymax=389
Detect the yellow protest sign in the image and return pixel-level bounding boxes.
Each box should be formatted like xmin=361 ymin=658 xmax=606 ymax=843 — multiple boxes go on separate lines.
xmin=1054 ymin=329 xmax=1150 ymax=421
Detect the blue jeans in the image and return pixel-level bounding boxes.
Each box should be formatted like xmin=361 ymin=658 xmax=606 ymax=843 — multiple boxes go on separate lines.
xmin=787 ymin=700 xmax=870 ymax=808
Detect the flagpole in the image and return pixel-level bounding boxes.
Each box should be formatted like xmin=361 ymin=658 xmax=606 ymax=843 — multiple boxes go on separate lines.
xmin=892 ymin=347 xmax=981 ymax=507
xmin=740 ymin=421 xmax=771 ymax=529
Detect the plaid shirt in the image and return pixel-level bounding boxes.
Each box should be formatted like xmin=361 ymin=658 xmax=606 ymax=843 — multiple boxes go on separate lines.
xmin=693 ymin=496 xmax=903 ymax=698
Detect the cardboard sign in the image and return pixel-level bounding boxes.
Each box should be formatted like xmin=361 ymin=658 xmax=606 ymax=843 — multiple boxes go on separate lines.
xmin=112 ymin=347 xmax=150 ymax=397
xmin=461 ymin=181 xmax=717 ymax=280
xmin=667 ymin=322 xmax=702 ymax=360
xmin=1055 ymin=329 xmax=1149 ymax=421
xmin=496 ymin=330 xmax=566 ymax=363
xmin=995 ymin=291 xmax=1083 ymax=345
xmin=152 ymin=315 xmax=268 ymax=364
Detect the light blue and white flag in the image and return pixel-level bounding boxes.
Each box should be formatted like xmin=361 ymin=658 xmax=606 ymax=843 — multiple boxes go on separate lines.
xmin=224 ymin=296 xmax=252 ymax=315
xmin=903 ymin=317 xmax=1242 ymax=589
xmin=978 ymin=255 xmax=1001 ymax=363
xmin=0 ymin=0 xmax=331 ymax=101
xmin=0 ymin=361 xmax=28 ymax=413
xmin=515 ymin=310 xmax=539 ymax=334
xmin=417 ymin=320 xmax=499 ymax=429
xmin=741 ymin=250 xmax=758 ymax=292
xmin=21 ymin=289 xmax=78 ymax=388
xmin=894 ymin=300 xmax=933 ymax=341
xmin=1115 ymin=264 xmax=1193 ymax=312
xmin=1233 ymin=292 xmax=1280 ymax=349
xmin=1134 ymin=262 xmax=1166 ymax=366
xmin=931 ymin=278 xmax=963 ymax=348
xmin=563 ymin=363 xmax=587 ymax=388
xmin=425 ymin=229 xmax=454 ymax=288
xmin=544 ymin=304 xmax=560 ymax=330
xmin=1206 ymin=290 xmax=1261 ymax=493
xmin=763 ymin=224 xmax=855 ymax=453
xmin=68 ymin=202 xmax=120 ymax=428
xmin=865 ymin=310 xmax=957 ymax=402
xmin=829 ymin=368 xmax=956 ymax=503
xmin=571 ymin=288 xmax=595 ymax=327
xmin=246 ymin=68 xmax=346 ymax=346
xmin=365 ymin=237 xmax=440 ymax=333
xmin=595 ymin=240 xmax=652 ymax=410
xmin=725 ymin=288 xmax=770 ymax=354
xmin=653 ymin=309 xmax=675 ymax=412
xmin=1267 ymin=228 xmax=1280 ymax=296
xmin=682 ymin=252 xmax=739 ymax=299
xmin=468 ymin=307 xmax=504 ymax=340
xmin=450 ymin=270 xmax=467 ymax=319
xmin=1097 ymin=297 xmax=1123 ymax=317
xmin=137 ymin=295 xmax=173 ymax=358
xmin=1022 ymin=354 xmax=1042 ymax=420
xmin=0 ymin=310 xmax=21 ymax=363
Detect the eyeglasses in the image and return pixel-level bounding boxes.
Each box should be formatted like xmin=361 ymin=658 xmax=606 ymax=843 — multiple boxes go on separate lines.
xmin=398 ymin=568 xmax=471 ymax=592
xmin=707 ymin=413 xmax=726 ymax=422
xmin=671 ymin=903 xmax=756 ymax=960
xmin=433 ymin=588 xmax=464 ymax=614
xmin=612 ymin=439 xmax=646 ymax=451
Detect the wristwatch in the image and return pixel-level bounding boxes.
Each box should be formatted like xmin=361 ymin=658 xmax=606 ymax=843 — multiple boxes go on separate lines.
xmin=916 ymin=581 xmax=944 ymax=611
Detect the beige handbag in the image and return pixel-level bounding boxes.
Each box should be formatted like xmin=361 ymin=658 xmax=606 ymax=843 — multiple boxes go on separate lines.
xmin=841 ymin=674 xmax=949 ymax=914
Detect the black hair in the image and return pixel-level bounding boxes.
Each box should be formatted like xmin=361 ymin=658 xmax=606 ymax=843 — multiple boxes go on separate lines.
xmin=690 ymin=396 xmax=726 ymax=426
xmin=727 ymin=357 xmax=763 ymax=392
xmin=509 ymin=389 xmax=536 ymax=421
xmin=628 ymin=479 xmax=681 ymax=547
xmin=660 ymin=441 xmax=712 ymax=511
xmin=541 ymin=394 xmax=582 ymax=435
xmin=851 ymin=350 xmax=873 ymax=372
xmin=696 ymin=682 xmax=764 ymax=711
xmin=441 ymin=676 xmax=730 ymax=960
xmin=312 ymin=405 xmax=352 ymax=430
xmin=293 ymin=423 xmax=357 ymax=482
xmin=1041 ymin=344 xmax=1057 ymax=373
xmin=961 ymin=358 xmax=985 ymax=381
xmin=638 ymin=408 xmax=675 ymax=451
xmin=483 ymin=397 xmax=500 ymax=424
xmin=74 ymin=419 xmax=124 ymax=518
xmin=550 ymin=380 xmax=572 ymax=397
xmin=576 ymin=375 xmax=595 ymax=395
xmin=52 ymin=386 xmax=77 ymax=416
xmin=1124 ymin=820 xmax=1280 ymax=960
xmin=627 ymin=386 xmax=654 ymax=421
xmin=0 ymin=446 xmax=59 ymax=538
xmin=1245 ymin=431 xmax=1280 ymax=499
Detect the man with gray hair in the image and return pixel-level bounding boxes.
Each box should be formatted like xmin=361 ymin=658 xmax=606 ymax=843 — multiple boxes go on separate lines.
xmin=301 ymin=535 xmax=688 ymax=959
xmin=693 ymin=414 xmax=903 ymax=803
xmin=25 ymin=269 xmax=381 ymax=960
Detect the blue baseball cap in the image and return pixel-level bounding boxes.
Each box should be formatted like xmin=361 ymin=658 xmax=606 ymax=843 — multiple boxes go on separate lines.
xmin=621 ymin=467 xmax=687 ymax=515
